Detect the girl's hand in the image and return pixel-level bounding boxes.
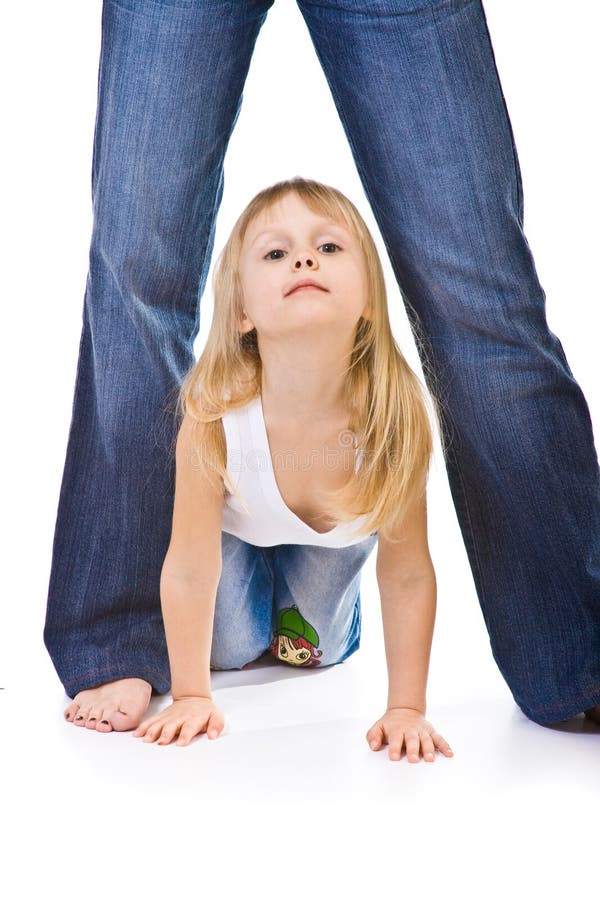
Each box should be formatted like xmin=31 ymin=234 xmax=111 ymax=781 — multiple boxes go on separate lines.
xmin=132 ymin=696 xmax=225 ymax=747
xmin=366 ymin=707 xmax=454 ymax=763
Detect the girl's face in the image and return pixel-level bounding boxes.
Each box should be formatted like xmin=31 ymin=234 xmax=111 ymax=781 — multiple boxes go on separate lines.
xmin=238 ymin=192 xmax=370 ymax=342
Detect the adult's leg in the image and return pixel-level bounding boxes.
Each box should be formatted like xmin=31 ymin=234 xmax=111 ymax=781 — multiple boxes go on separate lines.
xmin=297 ymin=0 xmax=600 ymax=723
xmin=44 ymin=0 xmax=274 ymax=699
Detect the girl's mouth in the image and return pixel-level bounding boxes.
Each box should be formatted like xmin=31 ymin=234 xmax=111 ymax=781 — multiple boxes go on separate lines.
xmin=289 ymin=285 xmax=327 ymax=295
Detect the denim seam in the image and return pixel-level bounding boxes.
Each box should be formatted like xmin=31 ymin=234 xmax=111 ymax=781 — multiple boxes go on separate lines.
xmin=445 ymin=434 xmax=489 ymax=627
xmin=298 ymin=0 xmax=462 ymax=19
xmin=478 ymin=1 xmax=523 ymax=223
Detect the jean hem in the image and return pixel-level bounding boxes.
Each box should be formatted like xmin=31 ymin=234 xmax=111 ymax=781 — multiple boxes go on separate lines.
xmin=63 ymin=666 xmax=171 ymax=699
xmin=517 ymin=688 xmax=600 ymax=726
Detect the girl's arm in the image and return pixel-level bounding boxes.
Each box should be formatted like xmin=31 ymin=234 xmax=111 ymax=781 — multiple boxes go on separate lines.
xmin=160 ymin=413 xmax=224 ymax=700
xmin=375 ymin=490 xmax=436 ymax=713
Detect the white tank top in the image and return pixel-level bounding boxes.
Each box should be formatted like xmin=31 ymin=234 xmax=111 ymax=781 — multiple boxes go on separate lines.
xmin=221 ymin=394 xmax=374 ymax=547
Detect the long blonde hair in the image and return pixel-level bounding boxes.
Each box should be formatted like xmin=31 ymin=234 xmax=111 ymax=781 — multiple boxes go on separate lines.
xmin=174 ymin=177 xmax=443 ymax=542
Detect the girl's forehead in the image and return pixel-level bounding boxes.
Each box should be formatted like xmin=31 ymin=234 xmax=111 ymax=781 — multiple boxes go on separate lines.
xmin=245 ymin=202 xmax=353 ymax=245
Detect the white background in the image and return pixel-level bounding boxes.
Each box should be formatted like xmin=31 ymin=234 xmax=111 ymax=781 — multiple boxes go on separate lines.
xmin=1 ymin=1 xmax=598 ymax=896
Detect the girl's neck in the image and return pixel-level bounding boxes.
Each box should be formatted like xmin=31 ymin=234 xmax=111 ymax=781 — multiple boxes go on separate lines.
xmin=260 ymin=364 xmax=348 ymax=426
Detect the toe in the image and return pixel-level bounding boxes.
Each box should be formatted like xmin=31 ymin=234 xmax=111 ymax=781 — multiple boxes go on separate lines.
xmin=110 ymin=707 xmax=143 ymax=733
xmin=584 ymin=705 xmax=600 ymax=725
xmin=70 ymin=690 xmax=91 ymax=725
xmin=85 ymin=707 xmax=100 ymax=729
xmin=64 ymin=702 xmax=79 ymax=723
xmin=65 ymin=680 xmax=151 ymax=733
xmin=74 ymin=707 xmax=89 ymax=727
xmin=95 ymin=710 xmax=113 ymax=732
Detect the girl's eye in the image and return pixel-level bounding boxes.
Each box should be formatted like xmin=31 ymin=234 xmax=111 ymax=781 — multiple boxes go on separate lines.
xmin=263 ymin=243 xmax=341 ymax=260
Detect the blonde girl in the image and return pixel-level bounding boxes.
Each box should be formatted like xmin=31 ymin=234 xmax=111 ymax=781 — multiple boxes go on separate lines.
xmin=133 ymin=177 xmax=454 ymax=763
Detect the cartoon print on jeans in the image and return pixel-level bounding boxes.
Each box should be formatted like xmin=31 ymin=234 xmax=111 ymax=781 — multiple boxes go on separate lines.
xmin=269 ymin=604 xmax=323 ymax=667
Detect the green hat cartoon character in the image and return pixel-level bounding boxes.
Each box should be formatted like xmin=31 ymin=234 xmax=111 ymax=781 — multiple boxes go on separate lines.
xmin=269 ymin=604 xmax=323 ymax=667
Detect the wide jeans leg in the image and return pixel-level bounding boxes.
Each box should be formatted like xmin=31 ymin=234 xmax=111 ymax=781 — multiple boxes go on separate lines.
xmin=297 ymin=0 xmax=600 ymax=724
xmin=43 ymin=0 xmax=274 ymax=698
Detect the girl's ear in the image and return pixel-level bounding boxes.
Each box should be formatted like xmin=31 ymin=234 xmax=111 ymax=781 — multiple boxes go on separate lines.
xmin=239 ymin=309 xmax=256 ymax=334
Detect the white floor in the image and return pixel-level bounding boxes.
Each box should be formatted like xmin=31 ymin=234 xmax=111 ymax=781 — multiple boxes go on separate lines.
xmin=4 ymin=449 xmax=598 ymax=898
xmin=3 ymin=1 xmax=599 ymax=893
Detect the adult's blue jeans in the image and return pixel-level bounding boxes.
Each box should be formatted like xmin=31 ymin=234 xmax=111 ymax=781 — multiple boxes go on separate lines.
xmin=43 ymin=0 xmax=600 ymax=725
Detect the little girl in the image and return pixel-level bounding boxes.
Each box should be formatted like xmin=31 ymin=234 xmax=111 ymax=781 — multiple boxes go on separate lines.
xmin=133 ymin=177 xmax=454 ymax=764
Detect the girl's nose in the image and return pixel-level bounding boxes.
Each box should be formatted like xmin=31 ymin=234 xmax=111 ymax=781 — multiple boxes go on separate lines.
xmin=293 ymin=253 xmax=318 ymax=270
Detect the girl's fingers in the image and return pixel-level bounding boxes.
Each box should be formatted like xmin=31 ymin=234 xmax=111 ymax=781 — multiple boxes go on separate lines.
xmin=366 ymin=721 xmax=453 ymax=763
xmin=148 ymin=718 xmax=184 ymax=743
xmin=388 ymin=740 xmax=402 ymax=760
xmin=404 ymin=732 xmax=421 ymax=763
xmin=176 ymin=724 xmax=201 ymax=746
xmin=157 ymin=722 xmax=181 ymax=745
xmin=134 ymin=713 xmax=210 ymax=746
xmin=133 ymin=718 xmax=155 ymax=736
xmin=366 ymin=726 xmax=382 ymax=750
xmin=432 ymin=732 xmax=454 ymax=756
xmin=144 ymin=720 xmax=173 ymax=742
xmin=134 ymin=714 xmax=166 ymax=736
xmin=142 ymin=724 xmax=161 ymax=742
xmin=207 ymin=711 xmax=225 ymax=739
xmin=420 ymin=732 xmax=436 ymax=762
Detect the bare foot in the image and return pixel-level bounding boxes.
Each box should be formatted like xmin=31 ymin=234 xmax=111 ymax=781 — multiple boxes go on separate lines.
xmin=64 ymin=677 xmax=153 ymax=733
xmin=583 ymin=704 xmax=600 ymax=725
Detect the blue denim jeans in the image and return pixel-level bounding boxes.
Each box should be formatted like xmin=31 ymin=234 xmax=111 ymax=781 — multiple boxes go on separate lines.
xmin=210 ymin=532 xmax=378 ymax=670
xmin=44 ymin=0 xmax=600 ymax=725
